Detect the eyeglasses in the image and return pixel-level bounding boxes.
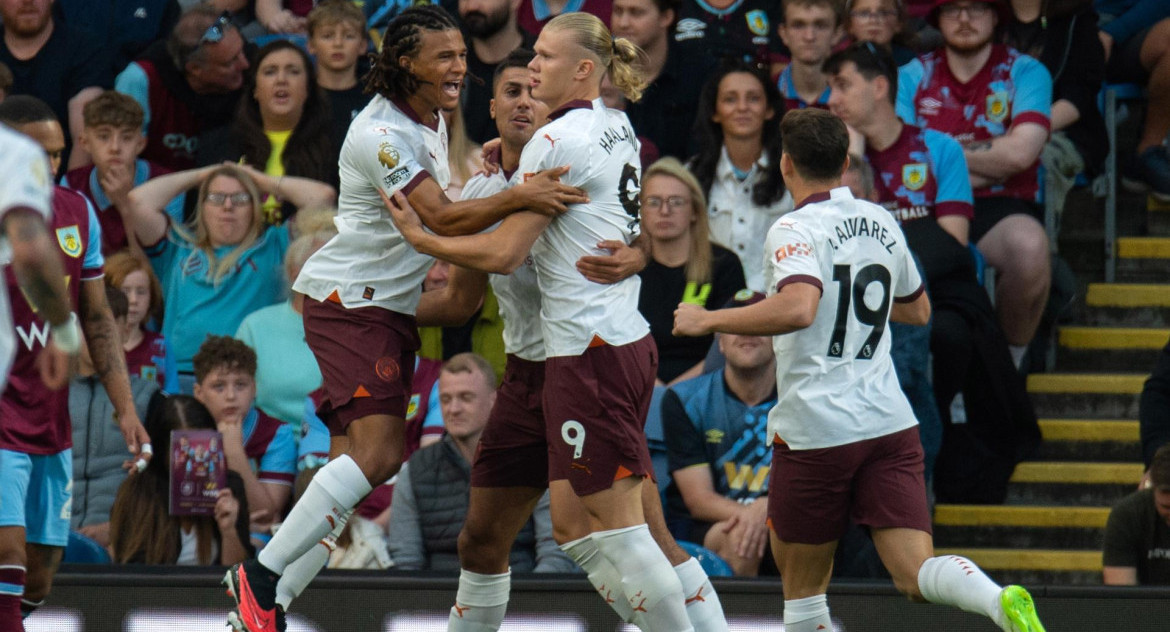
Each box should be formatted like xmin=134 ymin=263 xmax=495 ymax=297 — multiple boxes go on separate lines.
xmin=644 ymin=196 xmax=689 ymax=210
xmin=851 ymin=9 xmax=897 ymax=22
xmin=200 ymin=12 xmax=232 ymax=46
xmin=205 ymin=192 xmax=252 ymax=207
xmin=938 ymin=3 xmax=992 ymax=19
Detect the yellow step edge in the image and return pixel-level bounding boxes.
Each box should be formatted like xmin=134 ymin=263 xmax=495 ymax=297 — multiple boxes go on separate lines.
xmin=934 ymin=549 xmax=1102 ymax=571
xmin=1118 ymin=237 xmax=1170 ymax=259
xmin=1027 ymin=374 xmax=1147 ymax=394
xmin=1059 ymin=327 xmax=1170 ymax=350
xmin=1010 ymin=461 xmax=1143 ymax=484
xmin=1086 ymin=283 xmax=1170 ymax=308
xmin=934 ymin=504 xmax=1110 ymax=528
xmin=1039 ymin=419 xmax=1139 ymax=442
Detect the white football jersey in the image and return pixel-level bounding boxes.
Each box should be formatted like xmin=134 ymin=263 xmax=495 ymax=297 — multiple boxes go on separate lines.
xmin=293 ymin=95 xmax=450 ymax=314
xmin=764 ymin=187 xmax=924 ymax=450
xmin=461 ymin=170 xmax=546 ymax=362
xmin=0 ymin=126 xmax=53 ymax=390
xmin=519 ymin=99 xmax=649 ymax=357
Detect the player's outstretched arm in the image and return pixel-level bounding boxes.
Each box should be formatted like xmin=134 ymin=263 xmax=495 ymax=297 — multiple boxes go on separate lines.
xmin=674 ymin=283 xmax=820 ymax=337
xmin=416 ymin=264 xmax=489 ymax=327
xmin=384 ymin=190 xmax=550 ymax=274
xmin=890 ymin=291 xmax=931 ymax=326
xmin=404 ymin=167 xmax=587 ymax=237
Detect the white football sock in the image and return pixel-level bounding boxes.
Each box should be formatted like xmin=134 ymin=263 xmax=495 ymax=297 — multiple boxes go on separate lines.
xmin=274 ymin=508 xmax=351 ymax=610
xmin=783 ymin=594 xmax=833 ymax=631
xmin=448 ymin=569 xmax=511 ymax=632
xmin=673 ymin=557 xmax=729 ymax=632
xmin=592 ymin=525 xmax=693 ymax=632
xmin=918 ymin=555 xmax=1006 ymax=627
xmin=560 ymin=535 xmax=635 ymax=623
xmin=258 ymin=455 xmax=371 ymax=575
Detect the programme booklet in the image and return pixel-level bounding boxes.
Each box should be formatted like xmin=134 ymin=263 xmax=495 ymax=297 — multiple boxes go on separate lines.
xmin=169 ymin=429 xmax=227 ymax=516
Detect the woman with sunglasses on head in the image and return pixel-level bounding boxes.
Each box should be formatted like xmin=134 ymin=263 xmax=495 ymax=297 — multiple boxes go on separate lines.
xmin=197 ymin=39 xmax=338 ymax=226
xmin=637 ymin=158 xmax=745 ymax=386
xmin=125 ymin=162 xmax=335 ymax=394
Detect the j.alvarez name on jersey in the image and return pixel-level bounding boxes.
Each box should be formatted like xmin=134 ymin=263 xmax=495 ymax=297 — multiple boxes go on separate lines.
xmin=829 ymin=215 xmax=899 ymax=253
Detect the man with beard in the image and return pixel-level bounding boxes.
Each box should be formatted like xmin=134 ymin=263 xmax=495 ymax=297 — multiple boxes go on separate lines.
xmin=897 ymin=0 xmax=1052 ymax=368
xmin=460 ymin=0 xmax=535 ymax=144
xmin=0 ymin=0 xmax=110 ymax=170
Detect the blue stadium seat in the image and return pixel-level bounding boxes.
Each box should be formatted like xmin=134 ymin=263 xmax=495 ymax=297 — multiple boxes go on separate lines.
xmin=63 ymin=531 xmax=111 ymax=565
xmin=675 ymin=541 xmax=733 ymax=577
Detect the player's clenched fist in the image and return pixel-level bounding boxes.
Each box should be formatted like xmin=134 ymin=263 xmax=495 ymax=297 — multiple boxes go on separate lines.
xmin=673 ymin=303 xmax=712 ymax=337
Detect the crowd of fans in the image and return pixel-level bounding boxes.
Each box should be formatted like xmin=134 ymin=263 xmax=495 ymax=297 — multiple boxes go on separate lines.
xmin=1 ymin=0 xmax=1168 ymax=584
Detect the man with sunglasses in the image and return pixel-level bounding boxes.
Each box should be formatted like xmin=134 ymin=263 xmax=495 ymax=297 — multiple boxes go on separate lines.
xmin=896 ymin=0 xmax=1052 ymax=369
xmin=115 ymin=4 xmax=251 ymax=172
xmin=0 ymin=0 xmax=110 ymax=171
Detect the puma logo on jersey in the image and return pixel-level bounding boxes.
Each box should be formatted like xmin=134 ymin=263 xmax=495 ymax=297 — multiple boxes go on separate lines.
xmin=544 ymin=133 xmax=559 ymax=147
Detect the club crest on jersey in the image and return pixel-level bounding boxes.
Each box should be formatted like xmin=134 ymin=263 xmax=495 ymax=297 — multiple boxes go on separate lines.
xmin=378 ymin=142 xmax=400 ymax=170
xmin=405 ymin=393 xmax=420 ymax=420
xmin=986 ymin=91 xmax=1009 ymax=123
xmin=56 ymin=225 xmax=82 ymax=258
xmin=745 ymin=10 xmax=769 ymax=36
xmin=902 ymin=163 xmax=927 ymax=191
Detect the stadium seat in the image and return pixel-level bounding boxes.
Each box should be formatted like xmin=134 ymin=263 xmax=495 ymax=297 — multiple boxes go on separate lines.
xmin=675 ymin=541 xmax=733 ymax=577
xmin=1099 ymin=82 xmax=1147 ymax=282
xmin=63 ymin=531 xmax=111 ymax=565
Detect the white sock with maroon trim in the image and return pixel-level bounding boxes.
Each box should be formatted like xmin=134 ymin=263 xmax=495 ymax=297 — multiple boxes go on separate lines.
xmin=783 ymin=594 xmax=833 ymax=631
xmin=917 ymin=555 xmax=1006 ymax=627
xmin=592 ymin=525 xmax=693 ymax=632
xmin=674 ymin=557 xmax=729 ymax=631
xmin=274 ymin=508 xmax=351 ymax=610
xmin=560 ymin=534 xmax=635 ymax=622
xmin=448 ymin=569 xmax=511 ymax=631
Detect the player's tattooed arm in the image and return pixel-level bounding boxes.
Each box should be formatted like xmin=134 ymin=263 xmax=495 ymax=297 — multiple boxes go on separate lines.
xmin=80 ymin=279 xmax=150 ymax=456
xmin=3 ymin=209 xmax=72 ymax=327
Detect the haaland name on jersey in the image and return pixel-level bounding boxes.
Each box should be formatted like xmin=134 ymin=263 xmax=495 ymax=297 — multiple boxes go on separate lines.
xmin=598 ymin=124 xmax=637 ymax=155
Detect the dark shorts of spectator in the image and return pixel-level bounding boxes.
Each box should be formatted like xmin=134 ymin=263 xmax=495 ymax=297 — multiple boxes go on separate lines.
xmin=1106 ymin=24 xmax=1152 ymax=84
xmin=544 ymin=335 xmax=657 ymax=496
xmin=471 ymin=355 xmax=550 ymax=489
xmin=972 ymin=197 xmax=1044 ymax=244
xmin=767 ymin=426 xmax=931 ymax=545
xmin=303 ymin=297 xmax=419 ymax=435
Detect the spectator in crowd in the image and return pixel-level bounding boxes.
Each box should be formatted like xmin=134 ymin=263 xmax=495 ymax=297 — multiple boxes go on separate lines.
xmin=1095 ymin=0 xmax=1170 ymax=199
xmin=663 ymin=290 xmax=775 ymax=576
xmin=192 ymin=336 xmax=297 ymax=530
xmin=898 ymin=0 xmax=1053 ymax=366
xmin=777 ymin=0 xmax=844 ymax=111
xmin=1103 ymin=444 xmax=1170 ymax=585
xmin=236 ymin=208 xmax=337 ymax=427
xmin=55 ymin=0 xmax=183 ymax=77
xmin=444 ymin=104 xmax=485 ymax=201
xmin=419 ymin=259 xmax=507 ymax=383
xmin=671 ymin=0 xmax=783 ymax=71
xmin=845 ymin=0 xmax=920 ymax=65
xmin=115 ymin=4 xmax=251 ymax=171
xmin=388 ymin=353 xmax=572 ymax=572
xmin=307 ymin=0 xmax=372 ymax=153
xmin=105 ymin=252 xmax=180 ymax=394
xmin=690 ymin=61 xmax=792 ymax=291
xmin=460 ymin=0 xmax=536 ymax=144
xmin=0 ymin=0 xmax=110 ymax=170
xmin=110 ymin=394 xmax=252 ymax=566
xmin=0 ymin=60 xmax=13 ymax=100
xmin=63 ymin=91 xmax=184 ymax=257
xmin=1140 ymin=336 xmax=1170 ymax=468
xmin=1004 ymin=0 xmax=1108 ymax=209
xmin=256 ymin=0 xmax=310 ymax=34
xmin=198 ymin=39 xmax=338 ymax=226
xmin=517 ymin=0 xmax=612 ymax=38
xmin=829 ymin=42 xmax=1039 ymax=502
xmin=638 ymin=157 xmax=745 ymax=385
xmin=0 ymin=97 xmax=150 ymax=624
xmin=70 ymin=287 xmax=162 ymax=550
xmin=614 ymin=0 xmax=714 ymax=162
xmin=125 ymin=162 xmax=334 ymax=391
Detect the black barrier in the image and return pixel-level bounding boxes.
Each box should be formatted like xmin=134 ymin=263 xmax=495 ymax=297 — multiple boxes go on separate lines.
xmin=32 ymin=567 xmax=1170 ymax=631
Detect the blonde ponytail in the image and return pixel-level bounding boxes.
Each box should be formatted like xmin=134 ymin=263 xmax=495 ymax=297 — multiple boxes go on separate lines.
xmin=546 ymin=12 xmax=648 ymax=102
xmin=609 ymin=37 xmax=648 ymax=103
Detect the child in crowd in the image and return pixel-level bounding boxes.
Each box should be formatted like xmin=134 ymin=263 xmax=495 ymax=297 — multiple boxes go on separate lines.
xmin=62 ymin=90 xmax=183 ymax=256
xmin=192 ymin=336 xmax=297 ymax=539
xmin=105 ymin=252 xmax=180 ymax=393
xmin=306 ymin=0 xmax=371 ymax=154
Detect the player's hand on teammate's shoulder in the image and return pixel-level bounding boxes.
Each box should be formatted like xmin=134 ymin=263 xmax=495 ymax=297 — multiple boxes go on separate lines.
xmin=480 ymin=140 xmax=502 ymax=175
xmin=673 ymin=303 xmax=711 ymax=337
xmin=576 ymin=240 xmax=647 ymax=284
xmin=516 ymin=166 xmax=590 ymax=215
xmin=381 ymin=190 xmax=426 ymax=243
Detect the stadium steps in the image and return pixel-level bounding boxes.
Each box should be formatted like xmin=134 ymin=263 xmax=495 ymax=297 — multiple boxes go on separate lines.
xmin=1055 ymin=326 xmax=1167 ymax=370
xmin=1116 ymin=236 xmax=1170 ymax=282
xmin=1082 ymin=283 xmax=1170 ymax=327
xmin=1033 ymin=418 xmax=1140 ymax=461
xmin=1005 ymin=462 xmax=1143 ymax=505
xmin=932 ymin=547 xmax=1102 ymax=585
xmin=933 ymin=504 xmax=1108 ymax=550
xmin=1026 ymin=372 xmax=1145 ymax=419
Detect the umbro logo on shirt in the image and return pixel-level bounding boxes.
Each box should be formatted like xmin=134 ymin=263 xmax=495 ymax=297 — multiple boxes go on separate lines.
xmin=675 ymin=18 xmax=705 ymax=42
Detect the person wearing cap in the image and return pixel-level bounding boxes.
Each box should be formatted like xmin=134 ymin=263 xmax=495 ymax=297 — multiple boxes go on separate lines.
xmin=662 ymin=289 xmax=777 ymax=577
xmin=896 ymin=0 xmax=1052 ymax=369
